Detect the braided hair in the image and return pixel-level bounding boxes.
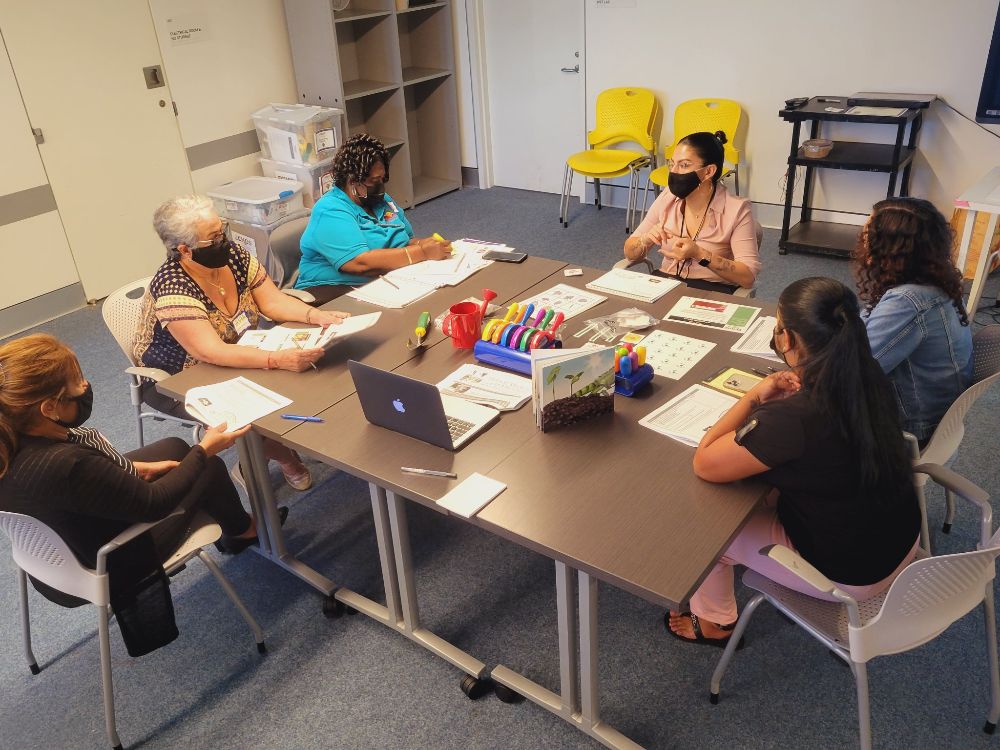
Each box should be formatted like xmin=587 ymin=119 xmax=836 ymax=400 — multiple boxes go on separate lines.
xmin=677 ymin=130 xmax=728 ymax=184
xmin=332 ymin=134 xmax=390 ymax=190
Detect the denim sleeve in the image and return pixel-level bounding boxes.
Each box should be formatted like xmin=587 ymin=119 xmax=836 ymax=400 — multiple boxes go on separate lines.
xmin=864 ymin=291 xmax=923 ymax=374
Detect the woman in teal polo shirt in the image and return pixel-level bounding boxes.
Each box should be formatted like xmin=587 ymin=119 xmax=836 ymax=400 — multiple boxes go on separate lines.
xmin=295 ymin=134 xmax=452 ymax=305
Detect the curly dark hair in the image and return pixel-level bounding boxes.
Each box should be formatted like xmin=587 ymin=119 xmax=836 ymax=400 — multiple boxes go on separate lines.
xmin=332 ymin=133 xmax=390 ymax=189
xmin=854 ymin=197 xmax=968 ymax=326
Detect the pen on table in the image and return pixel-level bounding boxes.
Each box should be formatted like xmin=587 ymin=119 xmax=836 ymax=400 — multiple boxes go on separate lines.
xmin=281 ymin=414 xmax=325 ymax=423
xmin=292 ymin=338 xmax=319 ymax=370
xmin=400 ymin=466 xmax=458 ymax=478
xmin=750 ymin=368 xmax=769 ymax=377
xmin=379 ymin=274 xmax=400 ymax=289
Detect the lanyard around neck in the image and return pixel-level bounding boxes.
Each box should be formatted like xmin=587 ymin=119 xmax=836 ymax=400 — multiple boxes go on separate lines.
xmin=679 ymin=181 xmax=717 ymax=242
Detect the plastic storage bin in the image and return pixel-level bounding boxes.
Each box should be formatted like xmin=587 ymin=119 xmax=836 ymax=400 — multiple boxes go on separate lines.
xmin=228 ymin=209 xmax=311 ymax=288
xmin=207 ymin=176 xmax=305 ymax=225
xmin=252 ymin=103 xmax=343 ymax=166
xmin=260 ymin=156 xmax=336 ymax=208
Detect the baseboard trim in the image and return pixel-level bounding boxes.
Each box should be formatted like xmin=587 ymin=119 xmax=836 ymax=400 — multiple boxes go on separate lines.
xmin=0 ymin=283 xmax=88 ymax=339
xmin=461 ymin=166 xmax=479 ymax=188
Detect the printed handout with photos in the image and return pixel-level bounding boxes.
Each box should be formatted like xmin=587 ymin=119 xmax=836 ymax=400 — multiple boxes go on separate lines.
xmin=730 ymin=315 xmax=783 ymax=363
xmin=184 ymin=377 xmax=292 ymax=431
xmin=638 ymin=384 xmax=737 ymax=447
xmin=436 ymin=364 xmax=532 ymax=411
xmin=519 ymin=284 xmax=606 ymax=320
xmin=664 ymin=296 xmax=760 ymax=333
xmin=237 ymin=312 xmax=382 ymax=351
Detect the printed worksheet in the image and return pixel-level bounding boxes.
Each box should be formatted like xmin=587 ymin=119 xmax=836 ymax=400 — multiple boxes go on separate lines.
xmin=184 ymin=377 xmax=292 ymax=430
xmin=630 ymin=329 xmax=715 ymax=380
xmin=730 ymin=315 xmax=783 ymax=363
xmin=639 ymin=384 xmax=737 ymax=447
xmin=664 ymin=296 xmax=760 ymax=333
xmin=519 ymin=284 xmax=606 ymax=319
xmin=436 ymin=364 xmax=532 ymax=411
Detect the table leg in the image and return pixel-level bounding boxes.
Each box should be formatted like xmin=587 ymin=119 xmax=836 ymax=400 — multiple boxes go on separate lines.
xmin=385 ymin=490 xmax=488 ymax=680
xmin=491 ymin=562 xmax=643 ymax=750
xmin=966 ymin=211 xmax=999 ymax=317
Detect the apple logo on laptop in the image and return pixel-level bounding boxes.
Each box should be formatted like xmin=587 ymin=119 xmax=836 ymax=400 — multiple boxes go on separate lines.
xmin=392 ymin=398 xmax=406 ymax=414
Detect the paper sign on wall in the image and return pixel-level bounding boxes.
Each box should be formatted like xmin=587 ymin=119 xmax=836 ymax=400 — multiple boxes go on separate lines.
xmin=592 ymin=0 xmax=637 ymax=7
xmin=165 ymin=16 xmax=209 ymax=46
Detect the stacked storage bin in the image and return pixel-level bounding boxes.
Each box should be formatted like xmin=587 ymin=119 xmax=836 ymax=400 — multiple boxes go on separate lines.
xmin=252 ymin=103 xmax=344 ymax=208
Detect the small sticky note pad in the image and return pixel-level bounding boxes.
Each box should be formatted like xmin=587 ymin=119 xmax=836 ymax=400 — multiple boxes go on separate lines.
xmin=564 ymin=268 xmax=584 ymax=277
xmin=436 ymin=473 xmax=507 ymax=518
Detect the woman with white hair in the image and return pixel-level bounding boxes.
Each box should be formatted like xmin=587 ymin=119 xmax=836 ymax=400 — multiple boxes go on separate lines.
xmin=133 ymin=195 xmax=349 ymax=490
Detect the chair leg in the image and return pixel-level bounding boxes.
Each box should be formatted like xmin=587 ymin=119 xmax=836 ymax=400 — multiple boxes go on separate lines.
xmin=197 ymin=551 xmax=266 ymax=653
xmin=17 ymin=568 xmax=39 ymax=674
xmin=943 ymin=488 xmax=956 ymax=534
xmin=560 ymin=163 xmax=571 ymax=227
xmin=982 ymin=587 xmax=1000 ymax=733
xmin=852 ymin=660 xmax=873 ymax=750
xmin=915 ymin=481 xmax=931 ymax=554
xmin=97 ymin=606 xmax=122 ymax=750
xmin=640 ymin=172 xmax=652 ymax=222
xmin=710 ymin=592 xmax=765 ymax=703
xmin=734 ymin=164 xmax=741 ymax=197
xmin=594 ymin=178 xmax=602 ymax=209
xmin=135 ymin=406 xmax=145 ymax=448
xmin=625 ymin=171 xmax=635 ymax=234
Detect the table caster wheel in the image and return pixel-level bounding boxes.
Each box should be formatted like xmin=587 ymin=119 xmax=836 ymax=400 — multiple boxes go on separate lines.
xmin=257 ymin=642 xmax=267 ymax=654
xmin=322 ymin=596 xmax=345 ymax=618
xmin=709 ymin=692 xmax=719 ymax=705
xmin=460 ymin=674 xmax=492 ymax=700
xmin=29 ymin=663 xmax=40 ymax=675
xmin=494 ymin=683 xmax=523 ymax=704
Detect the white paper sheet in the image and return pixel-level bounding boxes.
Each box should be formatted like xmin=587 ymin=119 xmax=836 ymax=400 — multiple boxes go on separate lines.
xmin=630 ymin=329 xmax=715 ymax=379
xmin=347 ymin=276 xmax=437 ymax=308
xmin=436 ymin=364 xmax=532 ymax=411
xmin=639 ymin=384 xmax=737 ymax=447
xmin=436 ymin=473 xmax=507 ymax=518
xmin=730 ymin=315 xmax=783 ymax=363
xmin=585 ymin=268 xmax=680 ymax=303
xmin=664 ymin=296 xmax=760 ymax=333
xmin=237 ymin=312 xmax=381 ymax=351
xmin=184 ymin=376 xmax=292 ymax=431
xmin=519 ymin=284 xmax=606 ymax=320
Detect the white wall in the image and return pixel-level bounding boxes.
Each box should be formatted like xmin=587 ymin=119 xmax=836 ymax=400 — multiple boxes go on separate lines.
xmin=583 ymin=0 xmax=1000 ymax=225
xmin=149 ymin=0 xmax=300 ymax=191
xmin=452 ymin=0 xmax=478 ymax=168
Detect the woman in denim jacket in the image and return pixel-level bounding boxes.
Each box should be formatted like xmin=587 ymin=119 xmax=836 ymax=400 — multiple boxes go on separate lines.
xmin=855 ymin=197 xmax=972 ymax=444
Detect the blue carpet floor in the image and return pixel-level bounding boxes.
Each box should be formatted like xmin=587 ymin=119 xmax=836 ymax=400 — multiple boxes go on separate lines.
xmin=2 ymin=187 xmax=999 ymax=749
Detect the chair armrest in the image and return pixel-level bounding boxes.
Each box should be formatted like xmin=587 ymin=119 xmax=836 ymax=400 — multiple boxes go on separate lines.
xmin=760 ymin=544 xmax=838 ymax=595
xmin=914 ymin=462 xmax=992 ymax=546
xmin=96 ymin=508 xmax=185 ymax=574
xmin=126 ymin=366 xmax=172 ymax=383
xmin=732 ymin=286 xmax=755 ymax=298
xmin=902 ymin=431 xmax=921 ymax=460
xmin=281 ymin=288 xmax=315 ymax=304
xmin=613 ymin=257 xmax=655 ymax=273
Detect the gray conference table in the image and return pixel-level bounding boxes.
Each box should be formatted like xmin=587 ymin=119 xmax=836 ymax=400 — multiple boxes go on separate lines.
xmin=276 ymin=266 xmax=772 ymax=748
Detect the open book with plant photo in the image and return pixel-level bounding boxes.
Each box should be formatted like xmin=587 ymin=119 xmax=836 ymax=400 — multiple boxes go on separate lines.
xmin=530 ymin=347 xmax=615 ymax=432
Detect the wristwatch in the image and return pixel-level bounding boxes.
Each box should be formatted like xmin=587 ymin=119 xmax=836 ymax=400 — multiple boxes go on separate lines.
xmin=698 ymin=253 xmax=712 ymax=268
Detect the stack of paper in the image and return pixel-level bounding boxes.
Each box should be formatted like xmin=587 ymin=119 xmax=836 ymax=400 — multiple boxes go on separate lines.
xmin=730 ymin=315 xmax=783 ymax=363
xmin=436 ymin=364 xmax=532 ymax=412
xmin=638 ymin=384 xmax=737 ymax=447
xmin=184 ymin=377 xmax=291 ymax=430
xmin=347 ymin=276 xmax=437 ymax=308
xmin=585 ymin=268 xmax=680 ymax=303
xmin=385 ymin=237 xmax=505 ymax=289
xmin=237 ymin=312 xmax=382 ymax=351
xmin=436 ymin=473 xmax=507 ymax=518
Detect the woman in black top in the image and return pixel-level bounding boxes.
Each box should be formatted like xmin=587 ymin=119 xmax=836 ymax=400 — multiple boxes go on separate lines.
xmin=667 ymin=277 xmax=921 ymax=647
xmin=0 ymin=334 xmax=259 ymax=578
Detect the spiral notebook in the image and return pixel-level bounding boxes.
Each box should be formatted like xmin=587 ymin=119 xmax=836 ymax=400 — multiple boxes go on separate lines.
xmin=585 ymin=268 xmax=680 ymax=303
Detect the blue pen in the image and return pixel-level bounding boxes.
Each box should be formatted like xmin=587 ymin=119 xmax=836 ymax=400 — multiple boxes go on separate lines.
xmin=281 ymin=414 xmax=324 ymax=423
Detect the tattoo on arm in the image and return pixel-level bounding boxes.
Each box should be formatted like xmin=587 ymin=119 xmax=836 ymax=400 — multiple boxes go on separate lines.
xmin=713 ymin=257 xmax=736 ymax=273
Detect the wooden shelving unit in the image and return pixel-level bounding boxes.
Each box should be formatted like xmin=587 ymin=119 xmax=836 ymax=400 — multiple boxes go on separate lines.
xmin=283 ymin=0 xmax=461 ymax=209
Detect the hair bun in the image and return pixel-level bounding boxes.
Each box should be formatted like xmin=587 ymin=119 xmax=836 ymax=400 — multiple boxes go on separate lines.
xmin=714 ymin=130 xmax=728 ymax=146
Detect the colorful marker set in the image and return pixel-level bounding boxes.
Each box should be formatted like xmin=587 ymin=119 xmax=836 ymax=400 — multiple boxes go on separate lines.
xmin=613 ymin=343 xmax=647 ymax=377
xmin=613 ymin=343 xmax=654 ymax=397
xmin=474 ymin=301 xmax=566 ymax=375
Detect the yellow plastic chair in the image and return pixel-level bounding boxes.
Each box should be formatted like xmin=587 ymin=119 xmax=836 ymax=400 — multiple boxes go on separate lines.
xmin=560 ymin=87 xmax=658 ymax=233
xmin=645 ymin=98 xmax=744 ymax=213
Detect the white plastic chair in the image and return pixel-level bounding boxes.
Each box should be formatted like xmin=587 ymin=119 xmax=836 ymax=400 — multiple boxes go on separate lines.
xmin=101 ymin=277 xmax=201 ymax=447
xmin=906 ymin=324 xmax=1000 ymax=552
xmin=613 ymin=220 xmax=763 ymax=298
xmin=709 ymin=463 xmax=1000 ymax=750
xmin=1 ymin=509 xmax=264 ymax=750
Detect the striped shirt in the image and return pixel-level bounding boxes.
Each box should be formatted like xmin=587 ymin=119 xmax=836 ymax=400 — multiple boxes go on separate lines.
xmin=66 ymin=427 xmax=137 ymax=477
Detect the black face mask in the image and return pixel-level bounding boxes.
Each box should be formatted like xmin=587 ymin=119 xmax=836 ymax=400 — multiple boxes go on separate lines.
xmin=191 ymin=237 xmax=232 ymax=269
xmin=357 ymin=181 xmax=385 ymax=211
xmin=55 ymin=382 xmax=94 ymax=429
xmin=667 ymin=170 xmax=703 ymax=199
xmin=769 ymin=330 xmax=789 ymax=367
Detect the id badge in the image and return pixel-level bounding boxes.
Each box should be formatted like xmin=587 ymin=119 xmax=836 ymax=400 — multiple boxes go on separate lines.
xmin=231 ymin=311 xmax=252 ymax=336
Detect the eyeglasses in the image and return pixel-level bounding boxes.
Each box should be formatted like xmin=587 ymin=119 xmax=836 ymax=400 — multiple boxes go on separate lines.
xmin=195 ymin=220 xmax=230 ymax=247
xmin=666 ymin=160 xmax=705 ymax=172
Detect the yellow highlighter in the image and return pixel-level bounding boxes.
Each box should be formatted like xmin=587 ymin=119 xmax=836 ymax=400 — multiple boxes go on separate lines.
xmin=432 ymin=232 xmax=454 ymax=254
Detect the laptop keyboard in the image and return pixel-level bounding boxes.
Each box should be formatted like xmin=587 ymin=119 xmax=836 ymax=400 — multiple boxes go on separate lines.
xmin=446 ymin=415 xmax=476 ymax=441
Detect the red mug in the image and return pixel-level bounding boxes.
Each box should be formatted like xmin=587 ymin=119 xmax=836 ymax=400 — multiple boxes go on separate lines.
xmin=441 ymin=301 xmax=482 ymax=349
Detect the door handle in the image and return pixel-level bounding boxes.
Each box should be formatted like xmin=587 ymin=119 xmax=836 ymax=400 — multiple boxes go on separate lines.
xmin=560 ymin=65 xmax=580 ymax=73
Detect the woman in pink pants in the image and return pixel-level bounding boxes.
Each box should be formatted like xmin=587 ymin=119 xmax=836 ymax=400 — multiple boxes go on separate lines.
xmin=667 ymin=277 xmax=921 ymax=646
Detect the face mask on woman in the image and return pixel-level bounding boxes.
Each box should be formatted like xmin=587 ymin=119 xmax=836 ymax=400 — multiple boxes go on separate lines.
xmin=54 ymin=382 xmax=94 ymax=428
xmin=667 ymin=169 xmax=703 ymax=200
xmin=356 ymin=181 xmax=385 ymax=211
xmin=192 ymin=236 xmax=232 ymax=269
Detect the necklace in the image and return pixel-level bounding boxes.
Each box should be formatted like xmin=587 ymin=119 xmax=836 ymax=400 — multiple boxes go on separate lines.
xmin=184 ymin=261 xmax=226 ymax=297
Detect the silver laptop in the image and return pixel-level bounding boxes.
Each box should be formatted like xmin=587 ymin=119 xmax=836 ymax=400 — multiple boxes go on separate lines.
xmin=348 ymin=360 xmax=500 ymax=450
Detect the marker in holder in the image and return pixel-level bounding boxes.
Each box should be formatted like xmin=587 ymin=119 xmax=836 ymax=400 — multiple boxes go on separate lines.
xmin=474 ymin=300 xmax=566 ymax=375
xmin=614 ymin=344 xmax=653 ymax=396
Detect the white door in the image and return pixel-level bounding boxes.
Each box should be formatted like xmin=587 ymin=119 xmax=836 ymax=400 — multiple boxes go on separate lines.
xmin=481 ymin=0 xmax=584 ymax=194
xmin=1 ymin=3 xmax=195 ymax=301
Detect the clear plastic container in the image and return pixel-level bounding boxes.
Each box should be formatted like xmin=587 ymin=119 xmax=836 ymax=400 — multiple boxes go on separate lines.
xmin=207 ymin=176 xmax=305 ymax=225
xmin=251 ymin=103 xmax=343 ymax=166
xmin=228 ymin=209 xmax=311 ymax=287
xmin=260 ymin=156 xmax=336 ymax=208
xmin=802 ymin=138 xmax=834 ymax=158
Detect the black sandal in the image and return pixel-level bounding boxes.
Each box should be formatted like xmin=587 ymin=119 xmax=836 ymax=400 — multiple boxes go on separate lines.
xmin=664 ymin=611 xmax=744 ymax=650
xmin=215 ymin=506 xmax=289 ymax=555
